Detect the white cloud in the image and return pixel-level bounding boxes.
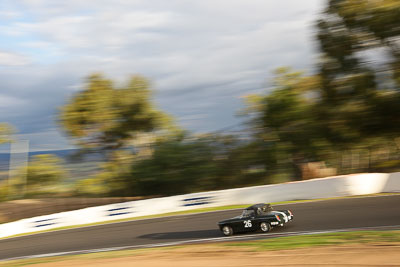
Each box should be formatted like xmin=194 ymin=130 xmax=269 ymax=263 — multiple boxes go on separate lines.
xmin=0 ymin=94 xmax=27 ymax=108
xmin=14 ymin=10 xmax=173 ymax=50
xmin=20 ymin=40 xmax=54 ymax=49
xmin=0 ymin=51 xmax=31 ymax=66
xmin=0 ymin=10 xmax=22 ymax=19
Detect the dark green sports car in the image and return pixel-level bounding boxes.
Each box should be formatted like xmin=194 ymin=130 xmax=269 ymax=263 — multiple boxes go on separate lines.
xmin=217 ymin=203 xmax=293 ymax=236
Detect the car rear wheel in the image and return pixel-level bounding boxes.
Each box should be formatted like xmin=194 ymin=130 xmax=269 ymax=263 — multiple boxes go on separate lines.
xmin=222 ymin=225 xmax=233 ymax=236
xmin=260 ymin=222 xmax=271 ymax=233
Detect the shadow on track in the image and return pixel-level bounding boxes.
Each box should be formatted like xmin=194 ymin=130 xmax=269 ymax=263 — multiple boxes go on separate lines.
xmin=138 ymin=225 xmax=292 ymax=241
xmin=139 ymin=229 xmax=222 ymax=240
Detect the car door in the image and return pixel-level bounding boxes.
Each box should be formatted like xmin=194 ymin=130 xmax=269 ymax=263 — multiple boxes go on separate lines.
xmin=241 ymin=217 xmax=255 ymax=232
xmin=241 ymin=210 xmax=257 ymax=232
xmin=229 ymin=218 xmax=245 ymax=233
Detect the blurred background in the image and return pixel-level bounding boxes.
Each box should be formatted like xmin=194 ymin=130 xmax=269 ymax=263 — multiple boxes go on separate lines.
xmin=0 ymin=0 xmax=400 ymax=222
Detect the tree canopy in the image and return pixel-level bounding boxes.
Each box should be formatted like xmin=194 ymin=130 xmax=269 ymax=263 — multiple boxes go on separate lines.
xmin=242 ymin=0 xmax=400 ymax=179
xmin=25 ymin=154 xmax=66 ymax=187
xmin=59 ymin=74 xmax=175 ymax=154
xmin=317 ymin=0 xmax=400 ymax=139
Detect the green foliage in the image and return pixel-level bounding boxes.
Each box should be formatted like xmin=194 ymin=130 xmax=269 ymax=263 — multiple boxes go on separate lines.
xmin=0 ymin=182 xmax=16 ymax=202
xmin=243 ymin=69 xmax=331 ymax=178
xmin=317 ymin=0 xmax=400 ymax=139
xmin=244 ymin=65 xmax=400 ymax=178
xmin=130 ymin=135 xmax=218 ymax=196
xmin=3 ymin=154 xmax=68 ymax=199
xmin=59 ymin=74 xmax=175 ymax=153
xmin=128 ymin=134 xmax=269 ymax=196
xmin=0 ymin=123 xmax=13 ymax=144
xmin=25 ymin=154 xmax=66 ymax=187
xmin=75 ymin=176 xmax=109 ymax=196
xmin=75 ymin=150 xmax=134 ymax=196
xmin=242 ymin=0 xmax=400 ymax=179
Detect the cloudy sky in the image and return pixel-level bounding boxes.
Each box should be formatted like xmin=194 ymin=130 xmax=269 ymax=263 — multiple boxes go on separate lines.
xmin=0 ymin=0 xmax=324 ymax=152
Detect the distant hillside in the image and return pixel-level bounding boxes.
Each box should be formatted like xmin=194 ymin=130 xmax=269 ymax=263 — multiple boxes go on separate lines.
xmin=0 ymin=149 xmax=104 ymax=184
xmin=30 ymin=149 xmax=77 ymax=158
xmin=0 ymin=149 xmax=76 ymax=170
xmin=0 ymin=149 xmax=104 ymax=180
xmin=0 ymin=154 xmax=9 ymax=171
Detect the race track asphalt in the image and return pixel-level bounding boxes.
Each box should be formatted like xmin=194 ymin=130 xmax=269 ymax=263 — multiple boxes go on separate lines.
xmin=1 ymin=195 xmax=400 ymax=260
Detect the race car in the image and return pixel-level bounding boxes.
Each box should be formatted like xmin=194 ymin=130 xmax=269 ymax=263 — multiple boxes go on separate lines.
xmin=217 ymin=203 xmax=293 ymax=236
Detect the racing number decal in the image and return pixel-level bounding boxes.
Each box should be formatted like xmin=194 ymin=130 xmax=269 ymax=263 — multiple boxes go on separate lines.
xmin=244 ymin=220 xmax=252 ymax=228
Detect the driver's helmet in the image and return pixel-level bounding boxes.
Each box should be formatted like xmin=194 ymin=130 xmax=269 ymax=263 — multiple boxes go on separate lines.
xmin=258 ymin=204 xmax=272 ymax=214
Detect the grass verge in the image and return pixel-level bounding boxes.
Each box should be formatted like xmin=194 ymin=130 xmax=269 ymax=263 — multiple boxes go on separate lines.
xmin=224 ymin=230 xmax=400 ymax=250
xmin=2 ymin=230 xmax=400 ymax=266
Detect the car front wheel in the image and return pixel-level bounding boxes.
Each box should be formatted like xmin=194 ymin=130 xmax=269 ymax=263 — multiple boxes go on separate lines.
xmin=222 ymin=225 xmax=233 ymax=236
xmin=260 ymin=222 xmax=271 ymax=233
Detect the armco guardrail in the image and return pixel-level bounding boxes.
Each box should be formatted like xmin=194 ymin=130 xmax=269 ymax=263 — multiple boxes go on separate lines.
xmin=0 ymin=172 xmax=399 ymax=239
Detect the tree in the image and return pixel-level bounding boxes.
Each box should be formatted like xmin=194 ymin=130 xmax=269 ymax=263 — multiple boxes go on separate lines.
xmin=125 ymin=130 xmax=275 ymax=196
xmin=316 ymin=0 xmax=400 ymax=140
xmin=75 ymin=150 xmax=135 ymax=196
xmin=59 ymin=74 xmax=175 ymax=155
xmin=242 ymin=0 xmax=400 ymax=179
xmin=0 ymin=123 xmax=15 ymax=200
xmin=0 ymin=123 xmax=13 ymax=144
xmin=25 ymin=154 xmax=67 ymax=187
xmin=130 ymin=135 xmax=218 ymax=196
xmin=9 ymin=154 xmax=68 ymax=198
xmin=313 ymin=0 xmax=400 ymax=173
xmin=243 ymin=68 xmax=331 ymax=178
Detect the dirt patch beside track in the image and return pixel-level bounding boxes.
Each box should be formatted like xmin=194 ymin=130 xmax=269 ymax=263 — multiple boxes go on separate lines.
xmin=8 ymin=243 xmax=400 ymax=267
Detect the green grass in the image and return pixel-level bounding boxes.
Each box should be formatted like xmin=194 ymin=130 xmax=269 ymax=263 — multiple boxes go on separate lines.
xmin=224 ymin=230 xmax=400 ymax=251
xmin=2 ymin=230 xmax=400 ymax=267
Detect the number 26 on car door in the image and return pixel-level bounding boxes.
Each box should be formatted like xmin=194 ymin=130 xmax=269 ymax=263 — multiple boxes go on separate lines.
xmin=244 ymin=220 xmax=252 ymax=228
